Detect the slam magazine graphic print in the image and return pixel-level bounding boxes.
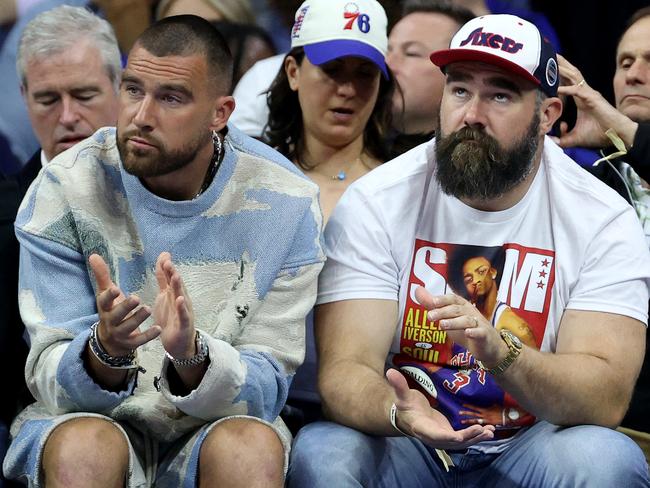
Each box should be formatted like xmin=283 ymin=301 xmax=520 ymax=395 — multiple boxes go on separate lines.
xmin=393 ymin=239 xmax=555 ymax=437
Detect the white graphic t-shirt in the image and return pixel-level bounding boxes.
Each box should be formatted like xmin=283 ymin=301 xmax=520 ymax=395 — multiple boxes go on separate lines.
xmin=317 ymin=137 xmax=650 ymax=441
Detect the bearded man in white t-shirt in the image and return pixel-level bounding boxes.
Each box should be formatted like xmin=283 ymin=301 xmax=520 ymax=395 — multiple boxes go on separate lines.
xmin=287 ymin=13 xmax=650 ymax=488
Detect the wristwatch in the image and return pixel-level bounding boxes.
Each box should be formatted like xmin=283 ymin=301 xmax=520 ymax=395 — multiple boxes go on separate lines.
xmin=478 ymin=329 xmax=522 ymax=376
xmin=165 ymin=330 xmax=209 ymax=368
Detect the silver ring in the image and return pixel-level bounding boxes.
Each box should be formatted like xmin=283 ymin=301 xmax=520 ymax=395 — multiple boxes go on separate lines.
xmin=478 ymin=418 xmax=484 ymax=425
xmin=471 ymin=316 xmax=479 ymax=327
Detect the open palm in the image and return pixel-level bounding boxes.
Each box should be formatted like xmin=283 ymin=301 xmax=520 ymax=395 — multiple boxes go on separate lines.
xmin=386 ymin=369 xmax=495 ymax=450
xmin=153 ymin=252 xmax=196 ymax=359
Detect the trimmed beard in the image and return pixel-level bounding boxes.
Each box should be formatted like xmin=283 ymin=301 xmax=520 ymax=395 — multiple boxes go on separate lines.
xmin=434 ymin=111 xmax=541 ymax=200
xmin=117 ymin=128 xmax=211 ymax=178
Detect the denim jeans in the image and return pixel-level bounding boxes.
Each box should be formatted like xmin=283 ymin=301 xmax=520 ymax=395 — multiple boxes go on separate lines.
xmin=287 ymin=420 xmax=650 ymax=487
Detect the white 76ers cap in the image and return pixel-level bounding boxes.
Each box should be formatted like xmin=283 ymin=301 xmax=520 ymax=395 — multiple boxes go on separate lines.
xmin=290 ymin=0 xmax=389 ymax=78
xmin=430 ymin=14 xmax=558 ymax=97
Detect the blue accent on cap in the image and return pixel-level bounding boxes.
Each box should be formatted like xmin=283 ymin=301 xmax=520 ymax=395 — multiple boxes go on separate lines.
xmin=532 ymin=35 xmax=558 ymax=97
xmin=304 ymin=39 xmax=389 ymax=78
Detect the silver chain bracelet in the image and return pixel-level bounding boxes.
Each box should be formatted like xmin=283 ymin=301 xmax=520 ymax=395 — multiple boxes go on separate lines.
xmin=88 ymin=321 xmax=146 ymax=373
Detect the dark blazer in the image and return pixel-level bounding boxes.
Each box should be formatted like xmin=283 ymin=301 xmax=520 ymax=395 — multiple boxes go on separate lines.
xmin=0 ymin=150 xmax=40 ymax=425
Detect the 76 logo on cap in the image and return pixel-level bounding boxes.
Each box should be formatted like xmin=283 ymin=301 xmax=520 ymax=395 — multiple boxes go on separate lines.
xmin=343 ymin=2 xmax=371 ymax=33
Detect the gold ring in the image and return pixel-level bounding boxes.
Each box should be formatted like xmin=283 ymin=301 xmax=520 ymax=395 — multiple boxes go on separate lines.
xmin=577 ymin=79 xmax=585 ymax=87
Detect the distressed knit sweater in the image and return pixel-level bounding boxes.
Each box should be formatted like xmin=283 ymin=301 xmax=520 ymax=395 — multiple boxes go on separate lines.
xmin=11 ymin=125 xmax=324 ymax=442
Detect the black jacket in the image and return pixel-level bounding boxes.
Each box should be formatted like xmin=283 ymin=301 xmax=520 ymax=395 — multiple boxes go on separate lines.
xmin=0 ymin=151 xmax=40 ymax=425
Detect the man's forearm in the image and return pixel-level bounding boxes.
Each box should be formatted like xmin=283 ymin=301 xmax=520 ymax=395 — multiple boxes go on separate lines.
xmin=320 ymin=360 xmax=398 ymax=436
xmin=85 ymin=343 xmax=130 ymax=391
xmin=496 ymin=347 xmax=633 ymax=427
xmin=322 ymin=352 xmax=628 ymax=432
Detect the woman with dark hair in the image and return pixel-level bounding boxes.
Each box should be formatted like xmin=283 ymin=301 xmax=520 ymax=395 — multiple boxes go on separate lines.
xmin=264 ymin=0 xmax=394 ymax=223
xmin=263 ymin=0 xmax=394 ymax=430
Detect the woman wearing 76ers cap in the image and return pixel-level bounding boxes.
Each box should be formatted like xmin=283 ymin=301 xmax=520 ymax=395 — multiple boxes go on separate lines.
xmin=263 ymin=0 xmax=394 ymax=434
xmin=264 ymin=0 xmax=394 ymax=224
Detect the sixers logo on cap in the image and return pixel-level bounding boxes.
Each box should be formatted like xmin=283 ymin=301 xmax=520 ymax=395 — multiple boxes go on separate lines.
xmin=342 ymin=2 xmax=371 ymax=34
xmin=459 ymin=27 xmax=524 ymax=54
xmin=430 ymin=14 xmax=559 ymax=97
xmin=290 ymin=0 xmax=389 ymax=78
xmin=292 ymin=6 xmax=310 ymax=39
xmin=546 ymin=57 xmax=558 ymax=87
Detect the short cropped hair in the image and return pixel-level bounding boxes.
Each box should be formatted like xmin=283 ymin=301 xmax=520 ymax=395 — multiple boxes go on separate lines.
xmin=400 ymin=0 xmax=475 ymax=28
xmin=624 ymin=6 xmax=650 ymax=30
xmin=136 ymin=15 xmax=234 ymax=94
xmin=616 ymin=6 xmax=650 ymax=51
xmin=16 ymin=5 xmax=121 ymax=92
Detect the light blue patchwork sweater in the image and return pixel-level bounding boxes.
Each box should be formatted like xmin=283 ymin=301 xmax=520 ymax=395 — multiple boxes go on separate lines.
xmin=11 ymin=126 xmax=324 ymax=443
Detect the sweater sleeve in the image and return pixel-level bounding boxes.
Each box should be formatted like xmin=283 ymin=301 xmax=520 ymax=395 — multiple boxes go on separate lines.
xmin=16 ymin=228 xmax=136 ymax=414
xmin=628 ymin=122 xmax=650 ymax=183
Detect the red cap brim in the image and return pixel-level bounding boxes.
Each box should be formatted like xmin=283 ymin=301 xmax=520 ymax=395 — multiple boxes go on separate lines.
xmin=430 ymin=48 xmax=540 ymax=87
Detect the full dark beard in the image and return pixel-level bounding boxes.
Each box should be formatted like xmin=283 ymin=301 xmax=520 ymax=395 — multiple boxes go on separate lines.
xmin=434 ymin=112 xmax=541 ymax=200
xmin=117 ymin=129 xmax=211 ymax=178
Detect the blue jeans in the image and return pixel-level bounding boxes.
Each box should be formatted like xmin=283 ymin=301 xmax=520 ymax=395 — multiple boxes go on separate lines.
xmin=287 ymin=420 xmax=650 ymax=487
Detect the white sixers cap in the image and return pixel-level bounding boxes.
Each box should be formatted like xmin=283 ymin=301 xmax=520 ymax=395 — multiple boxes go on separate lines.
xmin=430 ymin=14 xmax=558 ymax=96
xmin=290 ymin=0 xmax=388 ymax=78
